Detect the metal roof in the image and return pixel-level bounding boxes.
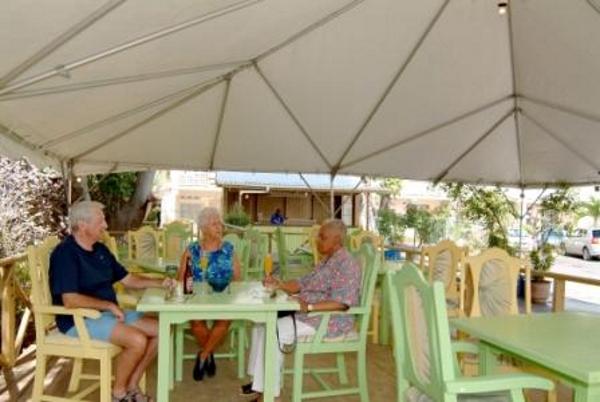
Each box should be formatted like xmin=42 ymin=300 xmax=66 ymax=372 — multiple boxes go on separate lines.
xmin=215 ymin=171 xmax=382 ymax=192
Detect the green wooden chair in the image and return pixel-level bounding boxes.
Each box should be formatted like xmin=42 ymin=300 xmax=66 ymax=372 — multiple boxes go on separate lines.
xmin=223 ymin=232 xmax=242 ymax=251
xmin=286 ymin=243 xmax=379 ymax=402
xmin=173 ymin=235 xmax=248 ymax=381
xmin=243 ymin=227 xmax=268 ymax=281
xmin=274 ymin=227 xmax=312 ymax=281
xmin=161 ymin=220 xmax=193 ymax=260
xmin=385 ymin=263 xmax=554 ymax=402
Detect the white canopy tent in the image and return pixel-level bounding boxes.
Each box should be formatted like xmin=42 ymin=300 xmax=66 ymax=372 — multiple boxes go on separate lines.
xmin=1 ymin=0 xmax=600 ymax=187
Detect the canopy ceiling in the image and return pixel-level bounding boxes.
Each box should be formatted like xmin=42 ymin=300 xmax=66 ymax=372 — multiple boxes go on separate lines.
xmin=1 ymin=0 xmax=600 ymax=188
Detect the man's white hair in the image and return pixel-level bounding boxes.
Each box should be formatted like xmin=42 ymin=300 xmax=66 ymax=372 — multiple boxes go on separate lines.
xmin=69 ymin=200 xmax=104 ymax=232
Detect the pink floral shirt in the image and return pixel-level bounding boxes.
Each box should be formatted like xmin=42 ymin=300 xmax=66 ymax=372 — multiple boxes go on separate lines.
xmin=296 ymin=247 xmax=361 ymax=337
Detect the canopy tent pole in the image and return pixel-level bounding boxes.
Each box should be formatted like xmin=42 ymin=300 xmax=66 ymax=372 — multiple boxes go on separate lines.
xmin=330 ymin=175 xmax=334 ymax=219
xmin=299 ymin=173 xmax=330 ymax=218
xmin=518 ymin=188 xmax=525 ymax=256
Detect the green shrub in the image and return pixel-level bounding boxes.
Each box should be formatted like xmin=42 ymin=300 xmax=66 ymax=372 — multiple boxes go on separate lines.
xmin=224 ymin=203 xmax=251 ymax=227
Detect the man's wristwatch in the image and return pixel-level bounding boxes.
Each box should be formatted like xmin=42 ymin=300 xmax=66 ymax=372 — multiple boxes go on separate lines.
xmin=307 ymin=303 xmax=314 ymax=312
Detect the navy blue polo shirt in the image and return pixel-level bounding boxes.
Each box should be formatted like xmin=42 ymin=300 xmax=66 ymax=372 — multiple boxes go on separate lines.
xmin=49 ymin=235 xmax=128 ymax=333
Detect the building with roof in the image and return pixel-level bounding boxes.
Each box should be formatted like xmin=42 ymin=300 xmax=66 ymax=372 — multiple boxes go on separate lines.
xmin=216 ymin=171 xmax=383 ymax=226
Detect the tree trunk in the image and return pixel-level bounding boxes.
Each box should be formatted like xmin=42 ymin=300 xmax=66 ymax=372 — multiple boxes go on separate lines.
xmin=112 ymin=171 xmax=156 ymax=230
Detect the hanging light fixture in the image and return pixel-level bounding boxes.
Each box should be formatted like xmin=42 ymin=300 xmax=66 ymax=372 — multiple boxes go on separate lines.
xmin=498 ymin=1 xmax=508 ymax=15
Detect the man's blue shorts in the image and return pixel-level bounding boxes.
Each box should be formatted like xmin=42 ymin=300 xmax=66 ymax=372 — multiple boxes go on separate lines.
xmin=65 ymin=310 xmax=143 ymax=342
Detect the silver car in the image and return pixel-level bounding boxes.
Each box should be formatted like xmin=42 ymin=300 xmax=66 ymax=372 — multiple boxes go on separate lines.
xmin=561 ymin=228 xmax=600 ymax=260
xmin=507 ymin=229 xmax=535 ymax=254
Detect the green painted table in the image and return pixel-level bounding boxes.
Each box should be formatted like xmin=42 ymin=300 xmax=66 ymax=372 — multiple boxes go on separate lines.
xmin=126 ymin=257 xmax=179 ymax=275
xmin=137 ymin=281 xmax=299 ymax=401
xmin=451 ymin=312 xmax=600 ymax=402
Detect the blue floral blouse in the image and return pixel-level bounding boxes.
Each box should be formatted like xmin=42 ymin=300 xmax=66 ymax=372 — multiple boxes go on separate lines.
xmin=188 ymin=240 xmax=234 ymax=284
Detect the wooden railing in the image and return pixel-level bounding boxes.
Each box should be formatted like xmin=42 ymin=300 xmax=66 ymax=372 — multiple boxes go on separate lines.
xmin=0 ymin=252 xmax=30 ymax=399
xmin=536 ymin=268 xmax=600 ymax=312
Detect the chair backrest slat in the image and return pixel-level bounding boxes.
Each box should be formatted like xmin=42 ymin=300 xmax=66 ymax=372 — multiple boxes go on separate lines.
xmin=352 ymin=243 xmax=379 ymax=337
xmin=460 ymin=247 xmax=530 ymax=317
xmin=27 ymin=236 xmax=60 ymax=333
xmin=420 ymin=239 xmax=467 ymax=316
xmin=386 ymin=263 xmax=456 ymax=401
xmin=128 ymin=226 xmax=161 ymax=259
xmin=243 ymin=228 xmax=268 ymax=280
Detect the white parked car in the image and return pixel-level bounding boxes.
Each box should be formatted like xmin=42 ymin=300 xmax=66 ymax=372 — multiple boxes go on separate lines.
xmin=507 ymin=229 xmax=535 ymax=254
xmin=561 ymin=228 xmax=600 ymax=260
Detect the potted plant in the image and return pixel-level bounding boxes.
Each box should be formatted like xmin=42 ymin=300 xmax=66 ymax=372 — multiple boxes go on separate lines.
xmin=224 ymin=203 xmax=251 ymax=227
xmin=529 ymin=243 xmax=555 ymax=304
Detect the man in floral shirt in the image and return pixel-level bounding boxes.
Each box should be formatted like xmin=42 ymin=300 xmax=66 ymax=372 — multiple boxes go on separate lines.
xmin=244 ymin=219 xmax=361 ymax=401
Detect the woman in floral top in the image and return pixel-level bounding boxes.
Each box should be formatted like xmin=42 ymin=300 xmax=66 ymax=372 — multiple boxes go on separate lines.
xmin=245 ymin=219 xmax=361 ymax=400
xmin=177 ymin=207 xmax=241 ymax=382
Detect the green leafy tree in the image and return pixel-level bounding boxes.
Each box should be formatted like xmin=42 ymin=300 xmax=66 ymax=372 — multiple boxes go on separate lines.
xmin=82 ymin=171 xmax=157 ymax=230
xmin=440 ymin=183 xmax=517 ymax=250
xmin=376 ymin=208 xmax=405 ymax=243
xmin=577 ymin=197 xmax=600 ymax=227
xmin=539 ymin=185 xmax=578 ymax=231
xmin=378 ymin=177 xmax=402 ymax=210
xmin=400 ymin=205 xmax=448 ymax=246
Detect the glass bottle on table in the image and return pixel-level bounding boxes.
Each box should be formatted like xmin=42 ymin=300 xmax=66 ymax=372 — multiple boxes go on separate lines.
xmin=184 ymin=257 xmax=194 ymax=295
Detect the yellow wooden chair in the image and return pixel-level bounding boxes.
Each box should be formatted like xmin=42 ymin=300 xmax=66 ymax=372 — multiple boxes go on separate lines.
xmin=127 ymin=226 xmax=161 ymax=260
xmin=460 ymin=247 xmax=557 ymax=401
xmin=349 ymin=230 xmax=382 ymax=253
xmin=460 ymin=247 xmax=530 ymax=318
xmin=286 ymin=243 xmax=379 ymax=402
xmin=386 ymin=263 xmax=553 ymax=401
xmin=27 ymin=236 xmax=122 ymax=402
xmin=99 ymin=230 xmax=119 ymax=258
xmin=420 ymin=239 xmax=467 ymax=317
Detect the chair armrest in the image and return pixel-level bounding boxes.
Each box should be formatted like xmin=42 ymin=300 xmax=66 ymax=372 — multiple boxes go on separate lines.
xmin=447 ymin=373 xmax=554 ymax=394
xmin=36 ymin=305 xmax=101 ymax=319
xmin=452 ymin=340 xmax=480 ymax=375
xmin=302 ymin=306 xmax=367 ymax=343
xmin=35 ymin=305 xmax=102 ymax=347
xmin=452 ymin=340 xmax=480 ymax=355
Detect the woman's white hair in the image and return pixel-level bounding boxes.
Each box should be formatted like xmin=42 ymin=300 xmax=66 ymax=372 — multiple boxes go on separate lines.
xmin=197 ymin=206 xmax=222 ymax=229
xmin=70 ymin=201 xmax=104 ymax=232
xmin=322 ymin=219 xmax=347 ymax=244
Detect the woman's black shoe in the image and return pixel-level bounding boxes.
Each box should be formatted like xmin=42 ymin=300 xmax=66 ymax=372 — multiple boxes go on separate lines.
xmin=193 ymin=354 xmax=205 ymax=381
xmin=206 ymin=353 xmax=216 ymax=377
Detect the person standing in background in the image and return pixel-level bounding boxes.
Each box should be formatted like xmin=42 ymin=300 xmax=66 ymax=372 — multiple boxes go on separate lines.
xmin=269 ymin=208 xmax=285 ymax=225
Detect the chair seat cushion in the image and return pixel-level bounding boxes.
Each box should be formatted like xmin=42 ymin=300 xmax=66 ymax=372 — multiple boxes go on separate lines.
xmin=298 ymin=329 xmax=360 ymax=343
xmin=45 ymin=329 xmax=120 ymax=350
